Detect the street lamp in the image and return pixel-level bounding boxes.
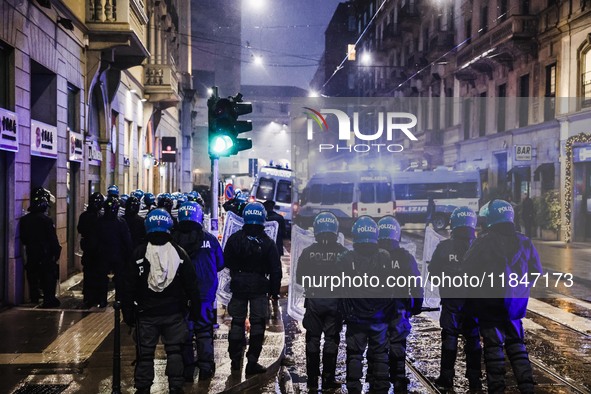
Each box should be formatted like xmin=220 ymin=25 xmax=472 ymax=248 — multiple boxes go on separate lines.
xmin=360 ymin=52 xmax=372 ymax=66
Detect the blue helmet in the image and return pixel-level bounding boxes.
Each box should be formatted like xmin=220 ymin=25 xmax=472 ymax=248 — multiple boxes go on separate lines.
xmin=157 ymin=193 xmax=174 ymax=212
xmin=143 ymin=192 xmax=155 ymax=206
xmin=178 ymin=201 xmax=203 ymax=224
xmin=132 ymin=189 xmax=144 ymax=200
xmin=479 ymin=199 xmax=514 ymax=227
xmin=450 ymin=206 xmax=477 ymax=229
xmin=107 ymin=184 xmax=119 ymax=197
xmin=351 ymin=216 xmax=379 ymax=244
xmin=242 ymin=202 xmax=266 ymax=225
xmin=145 ymin=208 xmax=174 ymax=234
xmin=313 ymin=211 xmax=339 ymax=236
xmin=377 ymin=215 xmax=401 ymax=241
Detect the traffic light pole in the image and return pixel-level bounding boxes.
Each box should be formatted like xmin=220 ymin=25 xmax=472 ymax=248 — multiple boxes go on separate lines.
xmin=211 ymin=157 xmax=219 ymax=237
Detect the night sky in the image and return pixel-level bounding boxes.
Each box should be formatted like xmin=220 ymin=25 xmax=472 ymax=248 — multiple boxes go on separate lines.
xmin=241 ymin=0 xmax=345 ymax=90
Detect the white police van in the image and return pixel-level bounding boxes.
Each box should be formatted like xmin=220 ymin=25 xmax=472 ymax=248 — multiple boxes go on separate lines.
xmin=249 ymin=165 xmax=293 ymax=231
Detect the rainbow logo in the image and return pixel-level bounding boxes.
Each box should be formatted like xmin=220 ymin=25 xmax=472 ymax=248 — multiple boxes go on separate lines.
xmin=303 ymin=107 xmax=328 ymax=130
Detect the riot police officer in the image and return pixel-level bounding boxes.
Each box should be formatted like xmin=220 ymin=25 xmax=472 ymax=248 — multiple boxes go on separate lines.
xmin=339 ymin=216 xmax=395 ymax=394
xmin=96 ymin=196 xmax=132 ymax=305
xmin=20 ymin=194 xmax=61 ymax=307
xmin=107 ymin=184 xmax=119 ymax=198
xmin=122 ymin=209 xmax=200 ymax=394
xmin=174 ymin=202 xmax=224 ymax=381
xmin=263 ymin=200 xmax=286 ymax=256
xmin=143 ymin=192 xmax=156 ymax=211
xmin=77 ymin=192 xmax=104 ymax=308
xmin=123 ymin=196 xmax=146 ymax=251
xmin=464 ymin=200 xmax=542 ymax=394
xmin=429 ymin=207 xmax=482 ymax=391
xmin=376 ymin=215 xmax=423 ymax=392
xmin=157 ymin=193 xmax=178 ymax=231
xmin=224 ymin=202 xmax=282 ymax=375
xmin=296 ymin=211 xmax=347 ymax=391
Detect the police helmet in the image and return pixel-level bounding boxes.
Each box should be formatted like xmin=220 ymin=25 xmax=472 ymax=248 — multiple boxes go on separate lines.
xmin=450 ymin=206 xmax=477 ymax=229
xmin=132 ymin=189 xmax=144 ymax=200
xmin=188 ymin=191 xmax=205 ymax=207
xmin=107 ymin=184 xmax=119 ymax=197
xmin=119 ymin=194 xmax=129 ymax=206
xmin=351 ymin=216 xmax=379 ymax=244
xmin=479 ymin=199 xmax=514 ymax=227
xmin=125 ymin=196 xmax=141 ymax=216
xmin=377 ymin=215 xmax=401 ymax=241
xmin=104 ymin=196 xmax=120 ymax=216
xmin=143 ymin=192 xmax=155 ymax=207
xmin=178 ymin=201 xmax=204 ymax=224
xmin=242 ymin=202 xmax=266 ymax=225
xmin=32 ymin=187 xmax=56 ymax=205
xmin=313 ymin=211 xmax=339 ymax=236
xmin=145 ymin=208 xmax=174 ymax=234
xmin=175 ymin=194 xmax=187 ymax=209
xmin=157 ymin=193 xmax=174 ymax=212
xmin=88 ymin=192 xmax=105 ymax=211
xmin=29 ymin=195 xmax=49 ymax=212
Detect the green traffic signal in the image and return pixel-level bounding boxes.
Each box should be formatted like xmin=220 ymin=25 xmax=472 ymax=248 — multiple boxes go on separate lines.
xmin=208 ymin=92 xmax=254 ymax=158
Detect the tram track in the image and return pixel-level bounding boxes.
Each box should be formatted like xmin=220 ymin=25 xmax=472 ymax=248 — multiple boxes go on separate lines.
xmin=529 ymin=356 xmax=590 ymax=394
xmin=405 ymin=357 xmax=443 ymax=394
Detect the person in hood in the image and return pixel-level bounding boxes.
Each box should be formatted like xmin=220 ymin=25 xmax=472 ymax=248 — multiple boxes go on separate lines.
xmin=429 ymin=207 xmax=482 ymax=392
xmin=464 ymin=199 xmax=542 ymax=394
xmin=224 ymin=202 xmax=282 ymax=375
xmin=173 ymin=202 xmax=224 ymax=381
xmin=339 ymin=216 xmax=396 ymax=394
xmin=122 ymin=209 xmax=200 ymax=394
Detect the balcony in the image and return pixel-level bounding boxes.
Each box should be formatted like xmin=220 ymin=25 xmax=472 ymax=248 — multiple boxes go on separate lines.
xmin=400 ymin=0 xmax=420 ymax=28
xmin=405 ymin=51 xmax=427 ymax=74
xmin=383 ymin=23 xmax=403 ymax=45
xmin=144 ymin=62 xmax=180 ymax=107
xmin=456 ymin=15 xmax=537 ymax=67
xmin=86 ymin=0 xmax=149 ymax=69
xmin=427 ymin=32 xmax=455 ymax=61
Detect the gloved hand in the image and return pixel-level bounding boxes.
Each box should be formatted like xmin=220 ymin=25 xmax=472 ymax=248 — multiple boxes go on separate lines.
xmin=411 ymin=298 xmax=424 ymax=316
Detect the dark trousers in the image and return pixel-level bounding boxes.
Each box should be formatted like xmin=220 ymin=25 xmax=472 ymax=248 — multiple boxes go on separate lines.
xmin=302 ymin=299 xmax=342 ymax=384
xmin=133 ymin=312 xmax=188 ymax=391
xmin=227 ymin=295 xmax=268 ymax=364
xmin=439 ymin=305 xmax=482 ymax=382
xmin=183 ymin=300 xmax=216 ymax=378
xmin=83 ymin=259 xmax=109 ymax=306
xmin=40 ymin=262 xmax=59 ymax=305
xmin=480 ymin=319 xmax=534 ymax=393
xmin=25 ymin=262 xmax=42 ymax=302
xmin=388 ymin=310 xmax=412 ymax=383
xmin=523 ymin=219 xmax=534 ymax=238
xmin=346 ymin=322 xmax=390 ymax=394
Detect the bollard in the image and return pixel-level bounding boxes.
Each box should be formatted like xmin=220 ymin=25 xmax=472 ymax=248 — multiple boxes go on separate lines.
xmin=112 ymin=301 xmax=122 ymax=394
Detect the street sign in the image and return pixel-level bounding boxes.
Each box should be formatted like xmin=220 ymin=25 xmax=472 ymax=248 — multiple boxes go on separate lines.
xmin=515 ymin=144 xmax=532 ymax=161
xmin=249 ymin=158 xmax=258 ymax=177
xmin=224 ymin=183 xmax=234 ymax=200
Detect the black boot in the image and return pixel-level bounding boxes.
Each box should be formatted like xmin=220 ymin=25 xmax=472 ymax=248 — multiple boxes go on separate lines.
xmin=321 ymin=352 xmax=339 ymax=390
xmin=306 ymin=351 xmax=320 ymax=390
xmin=245 ymin=361 xmax=267 ymax=375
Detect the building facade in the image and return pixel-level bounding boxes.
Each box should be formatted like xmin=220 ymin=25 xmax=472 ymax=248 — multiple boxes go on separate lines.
xmin=0 ymin=0 xmax=193 ymax=305
xmin=336 ymin=0 xmax=591 ymax=242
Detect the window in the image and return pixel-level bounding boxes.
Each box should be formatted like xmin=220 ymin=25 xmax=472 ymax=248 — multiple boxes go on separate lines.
xmin=465 ymin=19 xmax=472 ymax=44
xmin=498 ymin=84 xmax=506 ymax=132
xmin=423 ymin=28 xmax=429 ymax=51
xmin=519 ymin=74 xmax=529 ymax=127
xmin=445 ymin=87 xmax=453 ymax=127
xmin=359 ymin=183 xmax=375 ymax=203
xmin=279 ymin=103 xmax=288 ymax=114
xmin=276 ymin=180 xmax=291 ymax=203
xmin=67 ymin=84 xmax=79 ymax=132
xmin=463 ymin=99 xmax=471 ymax=140
xmin=256 ymin=178 xmax=275 ymax=200
xmin=545 ymin=63 xmax=556 ymax=120
xmin=582 ymin=50 xmax=591 ymax=107
xmin=480 ymin=6 xmax=488 ymax=35
xmin=499 ymin=0 xmax=508 ymax=22
xmin=376 ymin=182 xmax=393 ymax=203
xmin=0 ymin=43 xmax=8 ymax=109
xmin=479 ymin=92 xmax=486 ymax=137
xmin=308 ymin=183 xmax=354 ymax=205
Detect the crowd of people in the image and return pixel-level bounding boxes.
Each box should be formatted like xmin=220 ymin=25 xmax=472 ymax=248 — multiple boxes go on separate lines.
xmin=19 ymin=184 xmax=541 ymax=394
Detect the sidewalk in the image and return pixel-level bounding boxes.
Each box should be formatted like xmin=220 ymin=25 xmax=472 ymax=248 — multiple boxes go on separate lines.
xmin=0 ymin=271 xmax=287 ymax=394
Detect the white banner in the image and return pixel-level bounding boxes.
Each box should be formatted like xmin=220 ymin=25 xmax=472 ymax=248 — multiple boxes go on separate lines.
xmin=30 ymin=119 xmax=57 ymax=159
xmin=217 ymin=211 xmax=278 ymax=306
xmin=0 ymin=107 xmax=18 ymax=152
xmin=420 ymin=226 xmax=448 ymax=307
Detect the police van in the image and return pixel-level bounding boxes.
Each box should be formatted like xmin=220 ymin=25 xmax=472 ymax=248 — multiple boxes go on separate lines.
xmin=249 ymin=165 xmax=293 ymax=231
xmin=394 ymin=169 xmax=481 ymax=230
xmin=295 ymin=170 xmax=395 ymax=231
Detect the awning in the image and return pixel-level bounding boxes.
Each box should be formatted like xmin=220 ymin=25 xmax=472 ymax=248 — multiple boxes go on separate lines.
xmin=534 ymin=163 xmax=555 ymax=181
xmin=507 ymin=165 xmax=531 ymax=180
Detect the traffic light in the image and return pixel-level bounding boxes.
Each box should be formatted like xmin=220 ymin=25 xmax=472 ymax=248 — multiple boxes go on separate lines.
xmin=208 ymin=92 xmax=253 ymax=158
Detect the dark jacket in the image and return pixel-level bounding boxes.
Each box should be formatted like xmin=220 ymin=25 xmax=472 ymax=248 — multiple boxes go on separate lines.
xmin=338 ymin=244 xmax=397 ymax=324
xmin=96 ymin=215 xmax=133 ymax=267
xmin=173 ymin=222 xmax=224 ymax=301
xmin=123 ymin=213 xmax=146 ymax=250
xmin=428 ymin=227 xmax=475 ymax=309
xmin=296 ymin=240 xmax=348 ymax=301
xmin=77 ymin=209 xmax=102 ymax=258
xmin=521 ymin=197 xmax=535 ymax=223
xmin=463 ymin=223 xmax=543 ymax=322
xmin=224 ymin=224 xmax=282 ymax=298
xmin=379 ymin=239 xmax=424 ymax=310
xmin=20 ymin=211 xmax=61 ymax=264
xmin=122 ymin=233 xmax=199 ymax=324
